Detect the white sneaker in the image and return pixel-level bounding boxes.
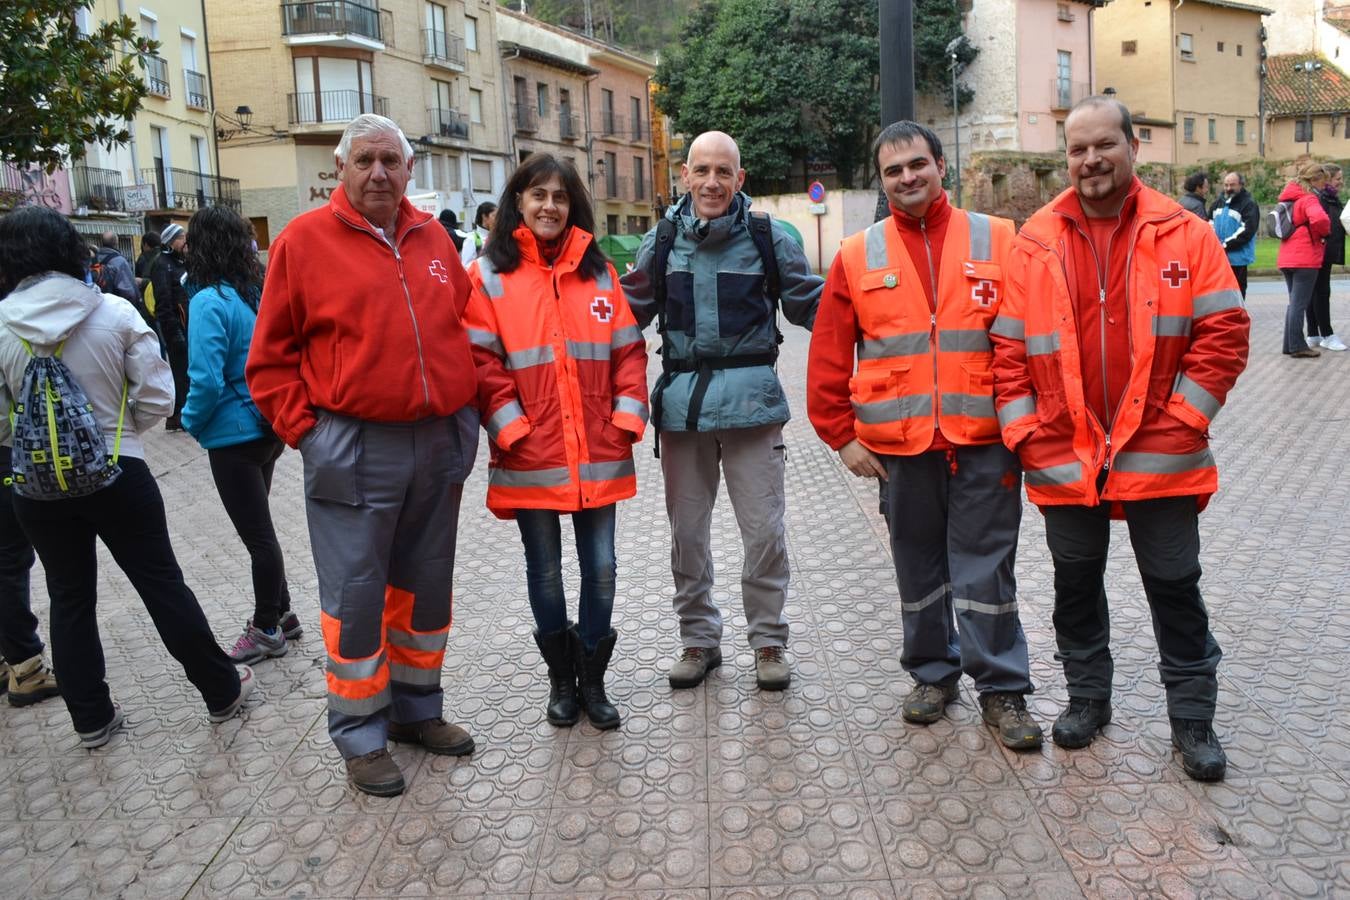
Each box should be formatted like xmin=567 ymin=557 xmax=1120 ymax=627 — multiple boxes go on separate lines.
xmin=1308 ymin=335 xmax=1323 ymax=348
xmin=1321 ymin=334 xmax=1348 ymax=351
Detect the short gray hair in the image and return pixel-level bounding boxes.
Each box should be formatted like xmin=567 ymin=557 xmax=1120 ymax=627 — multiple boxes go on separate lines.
xmin=335 ymin=114 xmax=414 ymax=164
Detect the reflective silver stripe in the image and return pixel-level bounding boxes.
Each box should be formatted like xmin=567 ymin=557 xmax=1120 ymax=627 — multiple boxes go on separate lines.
xmin=864 ymin=220 xmax=890 ymax=271
xmin=989 ymin=316 xmax=1024 ymax=340
xmin=506 ymin=344 xmax=556 ymax=370
xmin=327 ymin=686 xmax=391 ymax=716
xmin=1026 ymin=333 xmax=1061 ymax=356
xmin=388 ymin=663 xmax=441 ymax=686
xmin=1152 ymin=315 xmax=1191 ymax=337
xmin=954 ymin=597 xmax=1018 ymax=615
xmin=967 ymin=212 xmax=992 ymax=261
xmin=901 ymin=583 xmax=950 ymax=614
xmin=938 ymin=329 xmax=992 ymax=353
xmin=613 ymin=395 xmax=650 ymax=424
xmin=478 ymin=262 xmax=504 ymax=298
xmin=1174 ymin=374 xmax=1221 ymax=419
xmin=566 ymin=340 xmax=611 ymax=361
xmin=327 ymin=653 xmax=386 ymax=681
xmin=859 ymin=332 xmax=929 ymax=359
xmin=595 ymin=268 xmax=613 ymax=290
xmin=941 ymin=393 xmax=996 ymax=419
xmin=580 ymin=459 xmax=636 ymax=481
xmin=1026 ymin=461 xmax=1082 ymax=486
xmin=611 ymin=324 xmax=643 ymax=348
xmin=1113 ymin=449 xmax=1215 ymax=474
xmin=997 ymin=395 xmax=1037 ymax=428
xmin=852 ymin=393 xmax=933 ymax=425
xmin=467 ymin=328 xmax=504 ymax=357
xmin=387 ymin=628 xmax=447 ymax=653
xmin=485 ymin=401 xmax=526 ymax=440
xmin=1192 ymin=288 xmax=1243 ymax=318
xmin=490 ymin=466 xmax=571 ymax=487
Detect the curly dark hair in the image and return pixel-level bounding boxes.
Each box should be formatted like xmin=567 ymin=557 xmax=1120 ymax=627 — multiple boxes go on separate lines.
xmin=485 ymin=152 xmax=608 ymax=280
xmin=0 ymin=206 xmax=89 ymax=298
xmin=185 ymin=205 xmax=260 ymax=306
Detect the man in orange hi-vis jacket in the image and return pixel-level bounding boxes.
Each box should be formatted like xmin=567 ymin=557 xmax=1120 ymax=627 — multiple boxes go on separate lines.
xmin=990 ymin=97 xmax=1250 ymax=782
xmin=247 ymin=114 xmax=480 ymax=797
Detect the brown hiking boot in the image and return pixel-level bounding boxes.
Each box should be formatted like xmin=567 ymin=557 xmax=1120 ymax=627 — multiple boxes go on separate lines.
xmin=754 ymin=646 xmax=791 ymax=691
xmin=902 ymin=682 xmax=960 ymax=724
xmin=980 ymin=692 xmax=1044 ymax=750
xmin=7 ymin=654 xmax=61 ymax=707
xmin=387 ymin=717 xmax=475 ymax=756
xmin=345 ymin=749 xmax=405 ymax=797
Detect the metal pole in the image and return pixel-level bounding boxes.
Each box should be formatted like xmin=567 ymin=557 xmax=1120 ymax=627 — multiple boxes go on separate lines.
xmin=877 ymin=0 xmax=916 ymax=220
xmin=1305 ymin=63 xmax=1314 ymax=156
xmin=951 ymin=54 xmax=961 ymax=207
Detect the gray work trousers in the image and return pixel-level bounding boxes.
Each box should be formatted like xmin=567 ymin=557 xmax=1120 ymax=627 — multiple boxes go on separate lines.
xmin=1043 ymin=495 xmax=1221 ymax=720
xmin=660 ymin=424 xmax=790 ymax=649
xmin=302 ymin=409 xmax=477 ymax=759
xmin=882 ymin=443 xmax=1033 ymax=695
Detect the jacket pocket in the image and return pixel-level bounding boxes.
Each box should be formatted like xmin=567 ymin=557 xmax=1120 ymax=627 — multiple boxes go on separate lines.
xmin=849 ymin=365 xmax=911 ymax=443
xmin=301 ymin=411 xmax=363 ymax=506
xmin=960 ymin=361 xmax=1000 ymax=443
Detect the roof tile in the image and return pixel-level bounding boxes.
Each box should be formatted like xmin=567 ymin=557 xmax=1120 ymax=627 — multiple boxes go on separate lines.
xmin=1265 ymin=54 xmax=1350 ymax=116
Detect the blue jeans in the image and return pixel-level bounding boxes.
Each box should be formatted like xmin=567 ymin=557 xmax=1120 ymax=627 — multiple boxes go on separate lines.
xmin=516 ymin=505 xmax=617 ymax=652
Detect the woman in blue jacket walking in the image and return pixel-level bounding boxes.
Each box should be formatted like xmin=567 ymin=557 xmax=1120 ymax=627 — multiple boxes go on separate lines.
xmin=182 ymin=206 xmax=301 ymax=663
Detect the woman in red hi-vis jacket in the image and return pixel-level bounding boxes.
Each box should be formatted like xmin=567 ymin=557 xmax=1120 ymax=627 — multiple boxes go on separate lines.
xmin=464 ymin=153 xmax=648 ymax=732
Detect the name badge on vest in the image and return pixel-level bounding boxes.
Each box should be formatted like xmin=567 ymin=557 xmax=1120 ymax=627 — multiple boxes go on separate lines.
xmin=883 ymin=274 xmax=897 ymax=288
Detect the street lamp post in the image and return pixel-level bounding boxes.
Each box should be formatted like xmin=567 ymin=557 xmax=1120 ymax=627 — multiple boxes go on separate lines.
xmin=1301 ymin=59 xmax=1323 ymax=156
xmin=950 ymin=51 xmax=961 ymax=207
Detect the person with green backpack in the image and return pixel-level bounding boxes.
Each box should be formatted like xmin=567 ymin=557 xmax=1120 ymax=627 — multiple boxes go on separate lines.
xmin=0 ymin=207 xmax=254 ymax=748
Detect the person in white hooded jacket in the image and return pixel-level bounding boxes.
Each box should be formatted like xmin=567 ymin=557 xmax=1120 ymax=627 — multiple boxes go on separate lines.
xmin=0 ymin=207 xmax=253 ymax=748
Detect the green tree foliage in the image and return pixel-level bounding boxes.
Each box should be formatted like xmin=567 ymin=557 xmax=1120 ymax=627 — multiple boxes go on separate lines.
xmin=915 ymin=0 xmax=978 ymax=109
xmin=0 ymin=0 xmax=156 ymax=171
xmin=500 ymin=0 xmax=694 ymax=53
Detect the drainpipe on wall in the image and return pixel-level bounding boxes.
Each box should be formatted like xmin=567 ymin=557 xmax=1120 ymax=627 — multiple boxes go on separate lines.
xmin=501 ymin=46 xmax=522 ymax=177
xmin=200 ymin=0 xmax=223 ymax=191
xmin=116 ymin=0 xmax=142 ymax=181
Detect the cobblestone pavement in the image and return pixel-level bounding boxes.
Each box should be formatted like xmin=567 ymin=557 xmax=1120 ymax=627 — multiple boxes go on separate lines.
xmin=3 ymin=280 xmax=1348 ymax=899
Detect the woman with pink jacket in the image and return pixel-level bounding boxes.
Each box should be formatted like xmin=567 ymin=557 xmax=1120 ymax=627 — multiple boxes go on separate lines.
xmin=1277 ymin=163 xmax=1331 ymax=358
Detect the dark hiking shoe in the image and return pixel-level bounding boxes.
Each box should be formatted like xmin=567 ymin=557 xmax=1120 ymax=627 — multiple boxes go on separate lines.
xmin=1052 ymin=698 xmax=1112 ymax=749
xmin=1171 ymin=718 xmax=1227 ymax=781
xmin=387 ymin=717 xmax=475 ymax=756
xmin=980 ymin=692 xmax=1044 ymax=750
xmin=0 ymin=658 xmax=9 ymax=697
xmin=78 ymin=703 xmax=125 ymax=749
xmin=346 ymin=749 xmax=405 ymax=797
xmin=668 ymin=646 xmax=722 ymax=689
xmin=754 ymin=646 xmax=791 ymax=691
xmin=902 ymin=682 xmax=960 ymax=724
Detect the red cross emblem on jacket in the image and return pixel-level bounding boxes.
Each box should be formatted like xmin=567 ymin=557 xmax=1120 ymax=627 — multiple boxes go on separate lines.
xmin=428 ymin=259 xmax=448 ymax=283
xmin=972 ymin=279 xmax=998 ymax=307
xmin=591 ymin=297 xmax=613 ymax=322
xmin=1161 ymin=260 xmax=1189 ymax=288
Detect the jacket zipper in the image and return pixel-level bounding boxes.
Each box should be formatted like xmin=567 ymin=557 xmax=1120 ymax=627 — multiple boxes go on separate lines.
xmin=920 ymin=217 xmax=941 ymax=433
xmin=334 ymin=211 xmax=434 ymax=410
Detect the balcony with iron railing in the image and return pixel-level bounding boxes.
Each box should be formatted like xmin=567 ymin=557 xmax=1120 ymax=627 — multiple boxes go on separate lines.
xmin=140 ymin=166 xmax=241 ymax=213
xmin=289 ymin=90 xmax=388 ymax=127
xmin=428 ymin=107 xmax=469 ymax=141
xmin=630 ymin=120 xmax=650 ymax=143
xmin=145 ymin=55 xmax=170 ymax=98
xmin=634 ymin=175 xmax=647 ymax=201
xmin=559 ymin=111 xmax=580 ymax=141
xmin=421 ymin=28 xmax=464 ymax=70
xmin=184 ymin=69 xmax=208 ymax=110
xmin=600 ymin=112 xmax=627 ymax=138
xmin=71 ymin=165 xmax=126 ymax=212
xmin=514 ymin=103 xmax=539 ymax=133
xmin=597 ymin=175 xmax=630 ymax=202
xmin=1049 ymin=78 xmax=1091 ymax=110
xmin=281 ymin=0 xmax=383 ymax=49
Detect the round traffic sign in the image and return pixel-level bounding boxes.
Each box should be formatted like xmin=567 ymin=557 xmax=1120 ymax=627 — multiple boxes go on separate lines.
xmin=807 ymin=181 xmax=826 ymax=203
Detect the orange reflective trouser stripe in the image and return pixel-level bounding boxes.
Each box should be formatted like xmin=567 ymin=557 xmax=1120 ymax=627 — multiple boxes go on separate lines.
xmin=384 ymin=585 xmax=450 ymax=687
xmin=322 ymin=609 xmax=391 ymax=716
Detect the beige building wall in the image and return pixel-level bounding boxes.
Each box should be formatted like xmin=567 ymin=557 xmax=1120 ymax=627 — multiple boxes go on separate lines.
xmin=1095 ymin=0 xmax=1176 ymax=124
xmin=206 ymin=0 xmax=511 ymax=239
xmin=1267 ymin=114 xmax=1350 ymax=157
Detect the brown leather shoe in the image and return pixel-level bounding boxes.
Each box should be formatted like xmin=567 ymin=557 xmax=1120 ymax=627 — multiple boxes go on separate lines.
xmin=345 ymin=749 xmax=405 ymax=797
xmin=387 ymin=717 xmax=475 ymax=756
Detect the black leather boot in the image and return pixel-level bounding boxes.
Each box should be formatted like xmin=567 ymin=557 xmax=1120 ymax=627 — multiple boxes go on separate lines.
xmin=533 ymin=629 xmax=580 ymax=726
xmin=570 ymin=626 xmax=620 ymax=730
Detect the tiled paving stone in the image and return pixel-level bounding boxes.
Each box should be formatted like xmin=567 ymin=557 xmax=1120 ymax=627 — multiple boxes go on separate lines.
xmin=404 ymin=739 xmax=566 ymax=812
xmin=34 ymin=817 xmax=240 ymax=900
xmin=869 ymin=789 xmax=1067 ymax=881
xmin=1248 ymin=856 xmax=1350 ymax=898
xmin=0 ymin=820 xmax=88 ymax=892
xmin=358 ymin=809 xmax=547 ymax=897
xmin=557 ymin=729 xmax=707 ymax=806
xmin=106 ymin=749 xmax=286 ymax=819
xmin=708 ymin=726 xmax=861 ymax=802
xmin=851 ymin=714 xmax=1026 ymax=796
xmin=1184 ymin=774 xmax=1350 ymax=861
xmin=0 ymin=750 xmax=141 ymax=821
xmin=249 ymin=742 xmax=419 ymax=816
xmin=713 ymin=882 xmax=896 ymax=900
xmin=901 ymin=873 xmax=1085 ymax=900
xmin=192 ymin=814 xmax=392 ymax=899
xmin=533 ymin=803 xmax=709 ymax=894
xmin=709 ymin=797 xmax=888 ymax=886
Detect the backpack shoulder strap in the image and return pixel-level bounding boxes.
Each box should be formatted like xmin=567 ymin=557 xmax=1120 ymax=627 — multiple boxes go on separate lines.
xmin=652 ymin=218 xmax=678 ymax=333
xmin=747 ymin=211 xmax=780 ymax=302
